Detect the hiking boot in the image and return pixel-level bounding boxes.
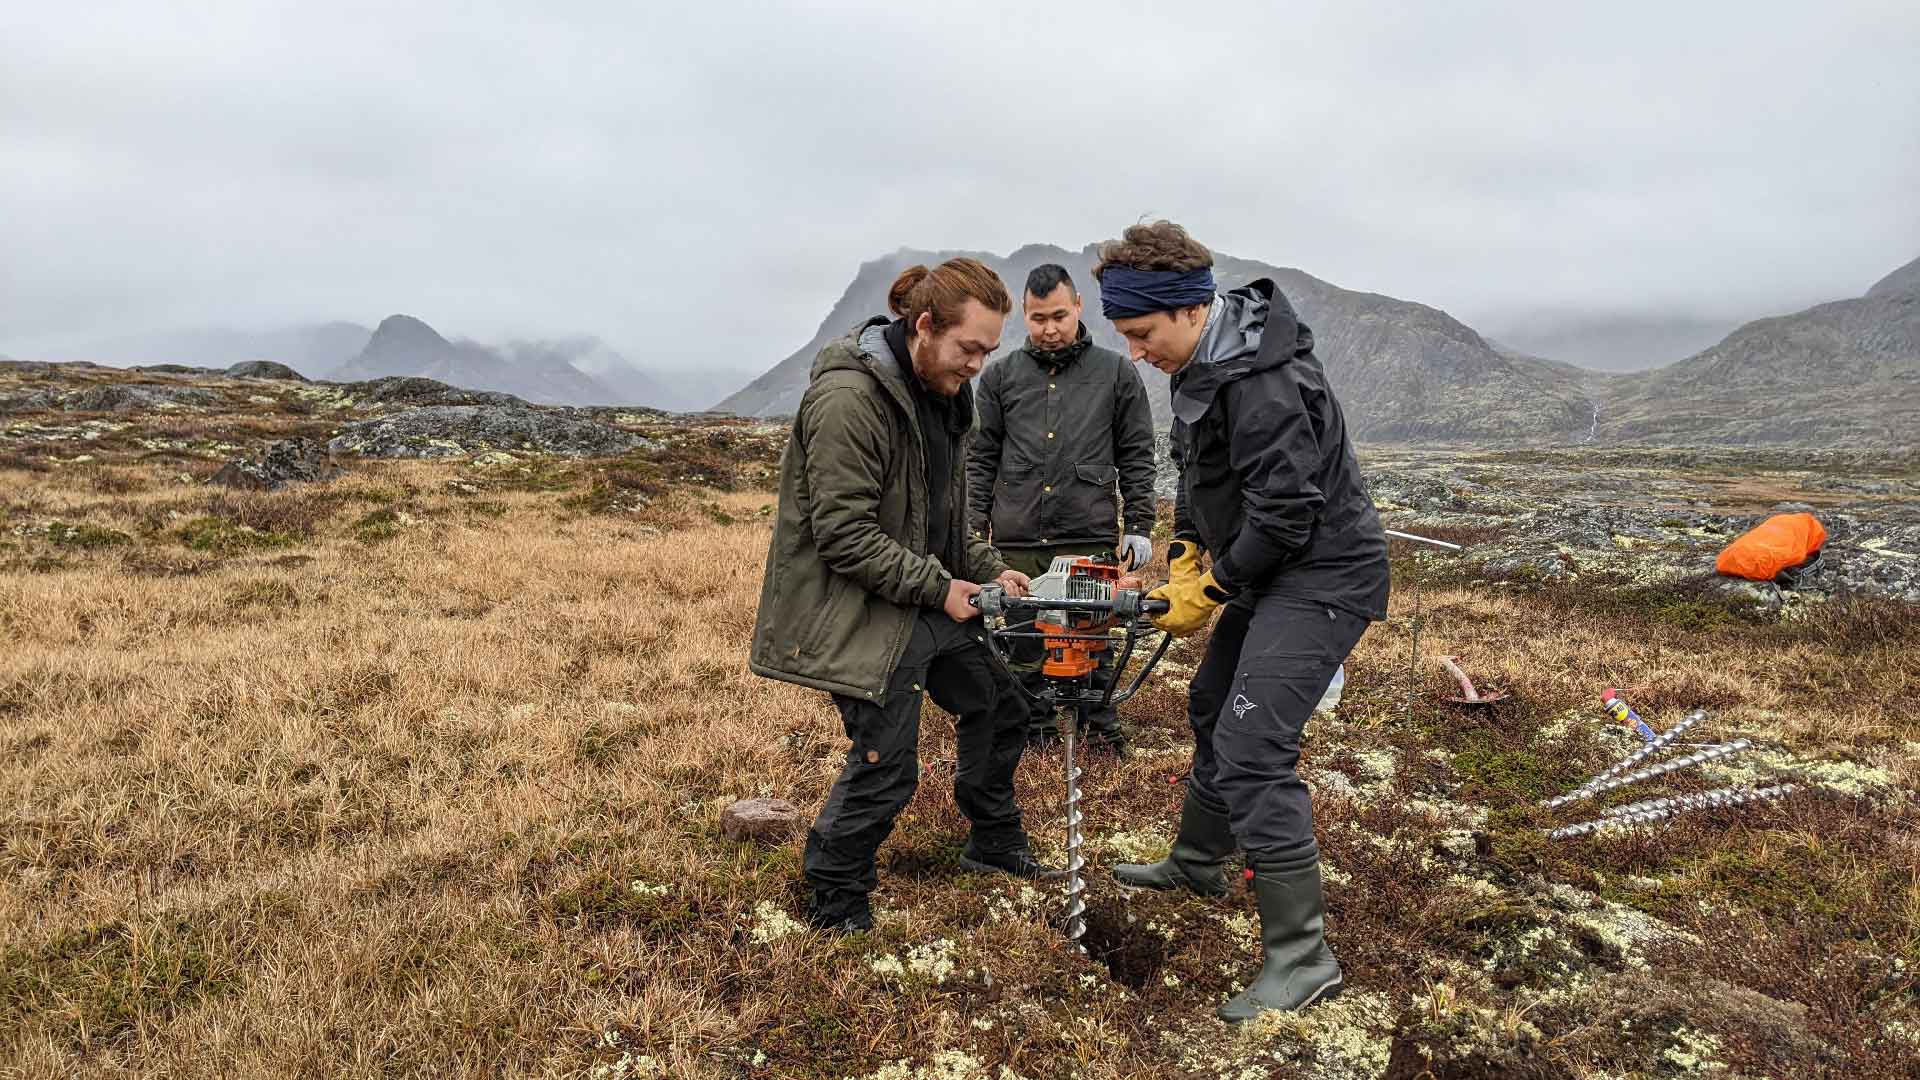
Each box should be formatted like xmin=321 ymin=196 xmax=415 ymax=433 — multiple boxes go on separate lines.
xmin=1113 ymin=791 xmax=1234 ymax=896
xmin=806 ymin=889 xmax=873 ymax=933
xmin=959 ymin=842 xmax=1065 ymax=880
xmin=1218 ymin=856 xmax=1344 ymax=1022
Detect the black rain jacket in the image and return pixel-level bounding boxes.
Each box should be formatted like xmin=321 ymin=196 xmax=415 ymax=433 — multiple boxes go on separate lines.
xmin=1169 ymin=280 xmax=1390 ymax=620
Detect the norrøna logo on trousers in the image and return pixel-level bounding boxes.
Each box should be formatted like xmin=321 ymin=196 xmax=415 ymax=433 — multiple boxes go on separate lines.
xmin=1232 ymin=694 xmax=1258 ymax=719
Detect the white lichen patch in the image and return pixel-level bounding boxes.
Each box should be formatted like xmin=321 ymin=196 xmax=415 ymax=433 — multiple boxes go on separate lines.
xmin=1101 ymin=827 xmax=1171 ymax=863
xmin=1241 ymin=989 xmax=1399 ymax=1079
xmin=627 ymin=879 xmax=668 ymax=897
xmin=1308 ymin=769 xmax=1360 ymax=799
xmin=1353 ymin=750 xmax=1398 ymax=783
xmin=589 ymin=1051 xmax=663 ymax=1079
xmin=748 ymin=899 xmax=805 ymax=944
xmin=1536 ymin=708 xmax=1586 ymax=741
xmin=868 ymin=1051 xmax=1025 ymax=1080
xmin=1220 ymin=911 xmax=1258 ymax=939
xmin=1446 ymin=874 xmax=1505 ymax=899
xmin=905 ymin=938 xmax=961 ymax=983
xmin=1660 ymin=1026 xmax=1727 ymax=1073
xmin=1698 ymin=746 xmax=1900 ymax=800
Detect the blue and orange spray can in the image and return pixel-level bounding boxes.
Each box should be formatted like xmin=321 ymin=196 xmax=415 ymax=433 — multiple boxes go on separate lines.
xmin=1602 ymin=689 xmax=1657 ymax=743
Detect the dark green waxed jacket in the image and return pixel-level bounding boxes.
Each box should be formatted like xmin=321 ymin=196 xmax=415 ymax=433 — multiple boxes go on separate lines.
xmin=749 ymin=319 xmax=1008 ymax=700
xmin=966 ymin=325 xmax=1157 ymax=547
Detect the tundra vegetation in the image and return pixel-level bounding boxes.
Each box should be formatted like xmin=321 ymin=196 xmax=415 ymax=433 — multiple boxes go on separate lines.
xmin=2 ymin=364 xmax=1916 ymax=1078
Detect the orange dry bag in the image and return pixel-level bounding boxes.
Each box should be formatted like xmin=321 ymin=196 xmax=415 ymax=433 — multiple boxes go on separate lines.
xmin=1715 ymin=513 xmax=1827 ymax=582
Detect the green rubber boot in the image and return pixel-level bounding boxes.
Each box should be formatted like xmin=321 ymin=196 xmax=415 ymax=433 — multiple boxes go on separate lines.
xmin=1112 ymin=791 xmax=1234 ymax=896
xmin=1218 ymin=857 xmax=1344 ymax=1022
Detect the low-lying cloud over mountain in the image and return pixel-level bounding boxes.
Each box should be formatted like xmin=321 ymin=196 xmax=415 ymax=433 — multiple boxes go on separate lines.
xmin=1598 ymin=255 xmax=1920 ymax=446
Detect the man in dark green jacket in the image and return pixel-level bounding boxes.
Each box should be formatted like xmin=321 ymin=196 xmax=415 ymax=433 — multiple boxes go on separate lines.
xmin=966 ymin=264 xmax=1158 ymax=751
xmin=750 ymin=257 xmax=1056 ymax=933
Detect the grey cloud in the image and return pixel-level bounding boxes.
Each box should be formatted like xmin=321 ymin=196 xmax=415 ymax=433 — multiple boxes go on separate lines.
xmin=3 ymin=1 xmax=1916 ymax=375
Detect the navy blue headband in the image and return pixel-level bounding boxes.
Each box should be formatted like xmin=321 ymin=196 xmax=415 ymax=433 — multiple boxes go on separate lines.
xmin=1099 ymin=265 xmax=1217 ymax=318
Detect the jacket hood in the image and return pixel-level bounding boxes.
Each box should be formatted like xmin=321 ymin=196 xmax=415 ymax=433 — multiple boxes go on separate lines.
xmin=806 ymin=316 xmax=975 ymax=431
xmin=1170 ymin=279 xmax=1312 ymax=424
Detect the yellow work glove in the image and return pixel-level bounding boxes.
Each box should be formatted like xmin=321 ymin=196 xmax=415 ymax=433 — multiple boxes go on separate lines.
xmin=1148 ymin=560 xmax=1236 ymax=637
xmin=1166 ymin=539 xmax=1205 ymax=584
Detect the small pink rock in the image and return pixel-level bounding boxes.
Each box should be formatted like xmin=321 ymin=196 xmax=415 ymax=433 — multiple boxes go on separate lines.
xmin=721 ymin=797 xmax=803 ymax=843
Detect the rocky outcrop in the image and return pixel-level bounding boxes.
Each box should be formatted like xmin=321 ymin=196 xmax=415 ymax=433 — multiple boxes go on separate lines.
xmin=345 ymin=375 xmax=527 ymax=409
xmin=1365 ymin=446 xmax=1920 ymax=604
xmin=211 ymin=437 xmax=340 ymax=490
xmin=327 ymin=405 xmax=649 ymax=459
xmin=225 ymin=360 xmax=309 ymax=382
xmin=33 ymin=384 xmax=224 ymax=412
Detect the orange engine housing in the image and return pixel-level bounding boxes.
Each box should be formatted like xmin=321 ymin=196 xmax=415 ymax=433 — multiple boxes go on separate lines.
xmin=1035 ymin=559 xmax=1124 ymax=679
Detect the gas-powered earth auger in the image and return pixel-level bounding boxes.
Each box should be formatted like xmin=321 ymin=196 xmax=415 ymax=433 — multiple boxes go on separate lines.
xmin=973 ymin=555 xmax=1172 ymax=948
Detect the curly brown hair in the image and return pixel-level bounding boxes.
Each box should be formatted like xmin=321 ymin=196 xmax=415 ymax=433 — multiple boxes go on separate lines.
xmin=1092 ymin=220 xmax=1214 ymax=283
xmin=887 ymin=257 xmax=1012 ymax=335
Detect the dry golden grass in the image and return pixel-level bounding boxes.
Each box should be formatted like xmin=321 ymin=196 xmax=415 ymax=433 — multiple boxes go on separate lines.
xmin=3 ymin=454 xmax=1918 ymax=1079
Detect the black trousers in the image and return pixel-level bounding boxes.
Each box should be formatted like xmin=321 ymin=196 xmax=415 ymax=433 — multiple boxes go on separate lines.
xmin=803 ymin=611 xmax=1030 ymax=897
xmin=1183 ymin=591 xmax=1369 ymax=864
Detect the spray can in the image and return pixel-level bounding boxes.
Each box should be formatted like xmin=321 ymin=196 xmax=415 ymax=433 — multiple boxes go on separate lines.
xmin=1602 ymin=688 xmax=1657 ymax=743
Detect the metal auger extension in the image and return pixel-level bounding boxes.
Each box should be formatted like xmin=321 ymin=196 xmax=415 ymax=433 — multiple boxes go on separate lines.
xmin=1547 ymin=783 xmax=1800 ymax=839
xmin=1549 ymin=738 xmax=1755 ymax=809
xmin=1542 ymin=710 xmax=1707 ymax=809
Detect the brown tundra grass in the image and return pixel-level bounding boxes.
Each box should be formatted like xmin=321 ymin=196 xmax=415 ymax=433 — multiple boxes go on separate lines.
xmin=1 ymin=456 xmax=1917 ymax=1079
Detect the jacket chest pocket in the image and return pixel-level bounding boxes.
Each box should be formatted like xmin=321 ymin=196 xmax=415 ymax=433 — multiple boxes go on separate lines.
xmin=1065 ymin=463 xmax=1120 ymax=531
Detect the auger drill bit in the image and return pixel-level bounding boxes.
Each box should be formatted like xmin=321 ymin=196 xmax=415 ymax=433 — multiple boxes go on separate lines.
xmin=1543 ymin=710 xmax=1707 ymax=808
xmin=1549 ymin=738 xmax=1754 ymax=810
xmin=1062 ymin=707 xmax=1087 ymax=950
xmin=1548 ymin=783 xmax=1799 ymax=839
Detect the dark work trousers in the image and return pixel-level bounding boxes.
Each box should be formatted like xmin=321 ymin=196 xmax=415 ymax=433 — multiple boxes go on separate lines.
xmin=803 ymin=610 xmax=1030 ymax=898
xmin=998 ymin=544 xmax=1123 ymax=741
xmin=1183 ymin=590 xmax=1370 ymax=864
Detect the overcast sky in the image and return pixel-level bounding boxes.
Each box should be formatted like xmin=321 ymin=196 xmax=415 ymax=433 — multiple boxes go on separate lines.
xmin=3 ymin=1 xmax=1917 ymax=371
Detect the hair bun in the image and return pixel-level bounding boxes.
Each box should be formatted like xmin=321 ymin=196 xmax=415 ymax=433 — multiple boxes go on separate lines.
xmin=888 ymin=265 xmax=931 ymax=318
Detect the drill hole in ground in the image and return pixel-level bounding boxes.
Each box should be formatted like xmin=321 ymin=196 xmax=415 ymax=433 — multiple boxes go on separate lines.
xmin=1077 ymin=904 xmax=1166 ymax=990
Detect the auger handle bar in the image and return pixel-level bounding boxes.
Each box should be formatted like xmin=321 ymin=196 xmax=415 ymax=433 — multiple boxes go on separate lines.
xmin=970 ymin=585 xmax=1172 ymax=709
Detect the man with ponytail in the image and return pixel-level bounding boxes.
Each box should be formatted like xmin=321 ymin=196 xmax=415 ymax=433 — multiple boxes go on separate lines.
xmin=751 ymin=257 xmax=1059 ymax=933
xmin=1097 ymin=221 xmax=1390 ymax=1021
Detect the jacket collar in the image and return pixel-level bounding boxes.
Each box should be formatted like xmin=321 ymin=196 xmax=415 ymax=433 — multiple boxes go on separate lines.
xmin=1168 ymin=279 xmax=1307 ymax=424
xmin=1023 ymin=322 xmax=1093 ymax=371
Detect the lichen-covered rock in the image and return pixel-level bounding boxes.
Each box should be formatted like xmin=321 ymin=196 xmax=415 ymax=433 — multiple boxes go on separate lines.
xmin=347 ymin=376 xmax=527 ymax=409
xmin=58 ymin=384 xmax=222 ymax=412
xmin=225 ymin=360 xmax=309 ymax=382
xmin=210 ymin=437 xmax=340 ymax=491
xmin=327 ymin=405 xmax=648 ymax=459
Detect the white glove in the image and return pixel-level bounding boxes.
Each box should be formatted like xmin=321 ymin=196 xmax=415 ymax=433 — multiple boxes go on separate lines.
xmin=1119 ymin=534 xmax=1153 ymax=571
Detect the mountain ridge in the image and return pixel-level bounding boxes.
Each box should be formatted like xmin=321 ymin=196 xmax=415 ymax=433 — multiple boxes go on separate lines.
xmin=716 ymin=243 xmax=1596 ymax=443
